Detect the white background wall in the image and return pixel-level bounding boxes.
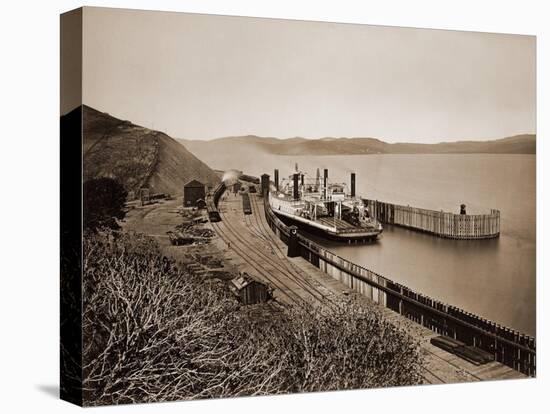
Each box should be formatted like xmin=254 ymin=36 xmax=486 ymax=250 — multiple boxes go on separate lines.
xmin=0 ymin=0 xmax=547 ymax=412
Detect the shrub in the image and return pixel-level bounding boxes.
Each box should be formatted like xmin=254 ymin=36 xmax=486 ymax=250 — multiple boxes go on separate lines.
xmin=83 ymin=177 xmax=127 ymax=232
xmin=83 ymin=232 xmax=423 ymax=405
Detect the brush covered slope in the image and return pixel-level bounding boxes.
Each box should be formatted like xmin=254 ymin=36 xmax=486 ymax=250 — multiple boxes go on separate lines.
xmin=82 ymin=105 xmax=219 ymax=196
xmin=82 ymin=232 xmax=424 ymax=405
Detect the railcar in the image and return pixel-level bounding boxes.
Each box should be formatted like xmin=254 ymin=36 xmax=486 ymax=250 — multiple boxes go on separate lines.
xmin=242 ymin=193 xmax=252 ymax=215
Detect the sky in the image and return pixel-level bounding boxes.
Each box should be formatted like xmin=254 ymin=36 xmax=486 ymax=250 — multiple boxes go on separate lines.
xmin=81 ymin=7 xmax=536 ymax=143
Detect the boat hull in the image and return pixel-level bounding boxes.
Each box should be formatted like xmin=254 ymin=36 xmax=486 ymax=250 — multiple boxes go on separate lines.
xmin=272 ymin=210 xmax=382 ymax=243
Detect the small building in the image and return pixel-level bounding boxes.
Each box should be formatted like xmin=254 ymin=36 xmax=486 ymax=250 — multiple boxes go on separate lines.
xmin=139 ymin=187 xmax=150 ymax=206
xmin=183 ymin=179 xmax=206 ymax=207
xmin=229 ymin=272 xmax=272 ymax=305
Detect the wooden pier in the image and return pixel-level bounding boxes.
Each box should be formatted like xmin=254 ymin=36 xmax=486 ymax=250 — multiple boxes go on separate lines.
xmin=364 ymin=199 xmax=500 ymax=239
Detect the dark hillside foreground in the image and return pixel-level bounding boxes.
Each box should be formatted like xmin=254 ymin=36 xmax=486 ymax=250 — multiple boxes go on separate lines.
xmin=82 ymin=232 xmax=424 ymax=406
xmin=82 ymin=105 xmax=220 ymax=196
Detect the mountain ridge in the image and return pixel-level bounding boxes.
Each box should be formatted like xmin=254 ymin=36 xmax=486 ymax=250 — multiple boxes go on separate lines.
xmin=180 ymin=134 xmax=535 ymax=156
xmin=77 ymin=105 xmax=220 ymax=196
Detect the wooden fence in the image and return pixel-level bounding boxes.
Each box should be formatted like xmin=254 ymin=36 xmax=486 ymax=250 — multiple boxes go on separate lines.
xmin=364 ymin=199 xmax=500 ymax=239
xmin=263 ymin=197 xmax=535 ymax=376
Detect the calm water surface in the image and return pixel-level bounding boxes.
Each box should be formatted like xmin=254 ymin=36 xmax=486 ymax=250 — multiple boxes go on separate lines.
xmin=200 ymin=151 xmax=536 ymax=335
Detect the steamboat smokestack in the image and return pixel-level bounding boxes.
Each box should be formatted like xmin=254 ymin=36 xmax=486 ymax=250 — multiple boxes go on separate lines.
xmin=274 ymin=169 xmax=279 ymax=191
xmin=293 ymin=173 xmax=300 ymax=200
xmin=351 ymin=173 xmax=356 ymax=197
xmin=323 ymin=168 xmax=328 ymax=198
xmin=301 ymin=174 xmax=304 ymax=186
xmin=315 ymin=168 xmax=320 ymax=191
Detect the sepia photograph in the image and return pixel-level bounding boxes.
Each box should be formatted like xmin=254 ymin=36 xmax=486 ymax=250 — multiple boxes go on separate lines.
xmin=59 ymin=5 xmax=536 ymax=407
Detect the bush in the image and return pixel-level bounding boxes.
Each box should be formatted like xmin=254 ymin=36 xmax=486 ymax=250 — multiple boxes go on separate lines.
xmin=83 ymin=177 xmax=127 ymax=232
xmin=83 ymin=232 xmax=423 ymax=405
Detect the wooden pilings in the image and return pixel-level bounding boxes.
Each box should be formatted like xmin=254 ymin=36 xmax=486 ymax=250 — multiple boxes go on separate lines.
xmin=365 ymin=199 xmax=500 ymax=239
xmin=287 ymin=225 xmax=300 ymax=257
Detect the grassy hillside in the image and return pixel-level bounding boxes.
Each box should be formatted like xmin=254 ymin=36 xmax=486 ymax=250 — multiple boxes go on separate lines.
xmin=181 ymin=134 xmax=536 ymax=157
xmin=82 ymin=105 xmax=220 ymax=196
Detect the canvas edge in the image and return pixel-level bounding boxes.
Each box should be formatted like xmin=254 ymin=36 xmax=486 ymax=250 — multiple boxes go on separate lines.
xmin=60 ymin=7 xmax=83 ymax=407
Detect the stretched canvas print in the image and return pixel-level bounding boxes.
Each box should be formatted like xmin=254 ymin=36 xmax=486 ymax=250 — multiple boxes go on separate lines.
xmin=60 ymin=6 xmax=536 ymax=407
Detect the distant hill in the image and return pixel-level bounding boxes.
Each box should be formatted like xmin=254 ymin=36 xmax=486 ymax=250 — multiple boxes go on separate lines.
xmin=180 ymin=134 xmax=536 ymax=157
xmin=78 ymin=105 xmax=219 ymax=196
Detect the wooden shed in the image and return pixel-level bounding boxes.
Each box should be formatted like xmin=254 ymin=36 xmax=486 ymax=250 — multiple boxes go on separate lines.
xmin=229 ymin=272 xmax=272 ymax=305
xmin=139 ymin=187 xmax=150 ymax=206
xmin=183 ymin=179 xmax=206 ymax=207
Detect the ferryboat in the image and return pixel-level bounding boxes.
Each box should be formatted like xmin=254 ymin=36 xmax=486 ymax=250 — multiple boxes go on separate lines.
xmin=268 ymin=166 xmax=383 ymax=242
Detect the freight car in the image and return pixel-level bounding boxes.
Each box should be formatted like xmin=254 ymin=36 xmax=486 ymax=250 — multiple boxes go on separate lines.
xmin=242 ymin=192 xmax=252 ymax=215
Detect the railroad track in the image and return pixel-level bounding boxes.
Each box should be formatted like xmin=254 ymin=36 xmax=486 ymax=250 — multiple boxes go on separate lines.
xmin=211 ymin=208 xmax=311 ymax=308
xmin=211 ymin=221 xmax=305 ymax=307
xmin=221 ymin=195 xmax=335 ymax=309
xmin=248 ymin=194 xmax=340 ymax=309
xmin=243 ymin=213 xmax=270 ymax=242
xmin=215 ymin=202 xmax=331 ymax=309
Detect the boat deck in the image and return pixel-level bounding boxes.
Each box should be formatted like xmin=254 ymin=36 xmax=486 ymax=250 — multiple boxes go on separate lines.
xmin=270 ymin=191 xmax=379 ymax=235
xmin=316 ymin=216 xmax=356 ymax=231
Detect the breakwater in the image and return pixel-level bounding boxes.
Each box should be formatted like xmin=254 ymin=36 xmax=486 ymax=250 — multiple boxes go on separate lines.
xmin=364 ymin=199 xmax=500 ymax=239
xmin=262 ymin=195 xmax=535 ymax=376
